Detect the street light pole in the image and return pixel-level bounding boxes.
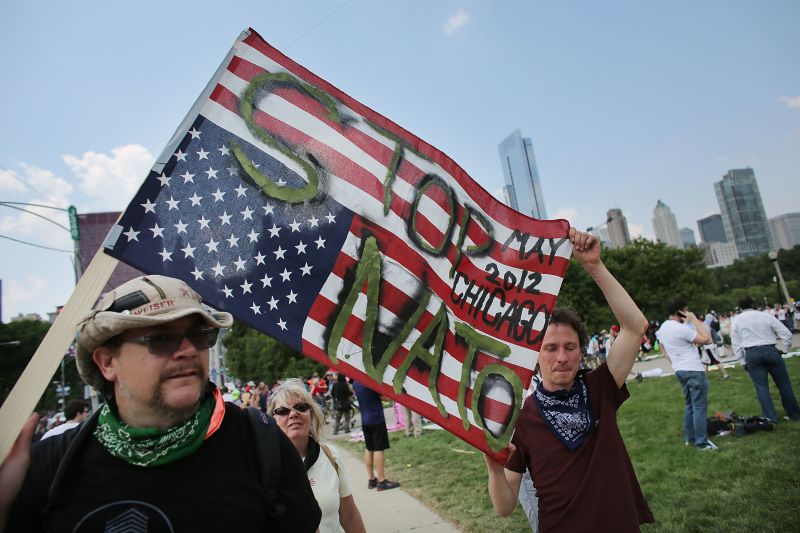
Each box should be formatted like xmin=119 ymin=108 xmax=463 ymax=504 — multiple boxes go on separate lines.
xmin=768 ymin=251 xmax=792 ymax=304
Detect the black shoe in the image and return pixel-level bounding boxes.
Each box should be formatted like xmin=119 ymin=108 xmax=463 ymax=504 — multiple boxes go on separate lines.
xmin=376 ymin=479 xmax=400 ymax=491
xmin=368 ymin=478 xmax=378 ymax=489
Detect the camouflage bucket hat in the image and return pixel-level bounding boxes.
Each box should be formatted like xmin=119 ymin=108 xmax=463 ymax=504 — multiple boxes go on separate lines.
xmin=76 ymin=275 xmax=233 ymax=390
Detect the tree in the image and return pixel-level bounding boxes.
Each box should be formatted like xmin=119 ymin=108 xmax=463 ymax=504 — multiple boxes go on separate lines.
xmin=558 ymin=239 xmax=714 ymax=332
xmin=222 ymin=321 xmax=325 ymax=384
xmin=0 ymin=319 xmax=83 ymax=413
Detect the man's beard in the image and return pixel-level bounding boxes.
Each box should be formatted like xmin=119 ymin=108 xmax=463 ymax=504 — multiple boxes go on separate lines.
xmin=118 ymin=362 xmax=208 ymax=423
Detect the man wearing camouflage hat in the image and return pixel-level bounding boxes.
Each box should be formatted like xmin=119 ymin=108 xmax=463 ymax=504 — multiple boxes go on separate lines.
xmin=0 ymin=275 xmax=320 ymax=532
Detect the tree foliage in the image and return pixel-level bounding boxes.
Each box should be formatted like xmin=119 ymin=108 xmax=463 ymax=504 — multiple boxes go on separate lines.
xmin=222 ymin=321 xmax=325 ymax=384
xmin=558 ymin=241 xmax=800 ymax=333
xmin=0 ymin=319 xmax=83 ymax=413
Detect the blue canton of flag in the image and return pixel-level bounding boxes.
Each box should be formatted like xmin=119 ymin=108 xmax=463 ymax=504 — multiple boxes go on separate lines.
xmin=107 ymin=115 xmax=354 ymax=352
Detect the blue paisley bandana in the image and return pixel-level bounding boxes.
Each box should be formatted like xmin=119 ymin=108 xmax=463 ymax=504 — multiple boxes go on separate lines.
xmin=533 ymin=376 xmax=596 ymax=450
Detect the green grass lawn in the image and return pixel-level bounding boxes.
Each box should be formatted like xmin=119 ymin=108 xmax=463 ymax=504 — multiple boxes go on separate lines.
xmin=339 ymin=357 xmax=800 ymax=532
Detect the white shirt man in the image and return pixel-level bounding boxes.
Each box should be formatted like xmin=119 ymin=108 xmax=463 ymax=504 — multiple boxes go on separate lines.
xmin=731 ymin=296 xmax=799 ymax=422
xmin=40 ymin=400 xmax=91 ymax=441
xmin=656 ymin=301 xmax=715 ymax=450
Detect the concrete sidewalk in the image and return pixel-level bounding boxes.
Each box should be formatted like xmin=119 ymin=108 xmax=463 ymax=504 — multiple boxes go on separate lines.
xmin=322 ymin=414 xmax=461 ymax=532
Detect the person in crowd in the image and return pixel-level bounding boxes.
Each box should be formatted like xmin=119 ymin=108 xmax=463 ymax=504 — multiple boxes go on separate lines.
xmin=40 ymin=399 xmax=91 ymax=441
xmin=0 ymin=275 xmax=320 ymax=532
xmin=656 ymin=299 xmax=715 ymax=449
xmin=483 ymin=228 xmax=654 ymax=532
xmin=269 ymin=378 xmax=366 ymax=533
xmin=731 ymin=296 xmax=800 ymax=422
xmin=402 ymin=404 xmax=423 ymax=438
xmin=702 ymin=313 xmax=730 ymax=380
xmin=352 ymin=381 xmax=401 ymax=491
xmin=331 ymin=372 xmax=354 ymax=435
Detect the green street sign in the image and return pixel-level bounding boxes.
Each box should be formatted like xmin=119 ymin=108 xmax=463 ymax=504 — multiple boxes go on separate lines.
xmin=67 ymin=205 xmax=80 ymax=241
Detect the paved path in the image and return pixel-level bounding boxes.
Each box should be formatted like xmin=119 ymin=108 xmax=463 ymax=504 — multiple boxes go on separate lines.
xmin=322 ymin=414 xmax=461 ymax=533
xmin=628 ymin=332 xmax=800 ymax=380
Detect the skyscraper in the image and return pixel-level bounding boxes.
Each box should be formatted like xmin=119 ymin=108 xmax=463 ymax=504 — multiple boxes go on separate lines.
xmin=697 ymin=214 xmax=726 ymax=244
xmin=714 ymin=168 xmax=775 ymax=257
xmin=680 ymin=228 xmax=696 ymax=248
xmin=769 ymin=213 xmax=800 ymax=250
xmin=652 ymin=200 xmax=683 ymax=248
xmin=606 ymin=208 xmax=631 ymax=249
xmin=498 ymin=129 xmax=547 ymax=219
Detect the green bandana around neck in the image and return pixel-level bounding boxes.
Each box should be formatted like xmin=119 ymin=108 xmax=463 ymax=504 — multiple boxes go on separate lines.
xmin=93 ymin=392 xmax=215 ymax=467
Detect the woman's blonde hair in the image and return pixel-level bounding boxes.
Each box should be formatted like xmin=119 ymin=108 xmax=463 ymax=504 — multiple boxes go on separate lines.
xmin=267 ymin=377 xmax=325 ymax=443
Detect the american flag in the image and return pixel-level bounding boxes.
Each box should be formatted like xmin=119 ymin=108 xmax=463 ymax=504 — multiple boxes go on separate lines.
xmin=106 ymin=28 xmax=571 ymax=457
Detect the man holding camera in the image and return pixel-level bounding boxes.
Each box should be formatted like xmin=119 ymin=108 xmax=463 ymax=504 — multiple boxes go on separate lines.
xmin=656 ymin=299 xmax=715 ymax=450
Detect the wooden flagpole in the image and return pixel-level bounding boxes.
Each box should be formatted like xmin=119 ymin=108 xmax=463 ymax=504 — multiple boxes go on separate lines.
xmin=0 ymin=251 xmax=118 ymax=462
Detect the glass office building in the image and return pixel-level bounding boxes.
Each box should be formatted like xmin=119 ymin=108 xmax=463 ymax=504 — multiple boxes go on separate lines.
xmin=498 ymin=129 xmax=547 ymax=219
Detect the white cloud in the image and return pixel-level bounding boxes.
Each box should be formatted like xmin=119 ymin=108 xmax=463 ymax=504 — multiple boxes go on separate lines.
xmin=6 ymin=275 xmax=47 ymax=310
xmin=0 ymin=163 xmax=72 ymax=201
xmin=778 ymin=95 xmax=800 ymax=109
xmin=0 ymin=163 xmax=74 ymax=246
xmin=64 ymin=144 xmax=153 ymax=210
xmin=552 ymin=207 xmax=579 ymax=225
xmin=0 ymin=168 xmax=27 ymax=193
xmin=444 ymin=9 xmax=470 ymax=36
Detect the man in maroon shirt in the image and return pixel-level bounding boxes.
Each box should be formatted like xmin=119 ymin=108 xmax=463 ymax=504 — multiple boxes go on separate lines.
xmin=484 ymin=229 xmax=654 ymax=532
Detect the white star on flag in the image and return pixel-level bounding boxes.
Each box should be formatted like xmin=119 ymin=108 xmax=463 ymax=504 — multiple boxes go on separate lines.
xmin=124 ymin=228 xmax=140 ymax=242
xmin=211 ymin=262 xmax=226 ymax=277
xmin=141 ymin=199 xmax=156 ymax=213
xmin=241 ymin=280 xmax=253 ymax=294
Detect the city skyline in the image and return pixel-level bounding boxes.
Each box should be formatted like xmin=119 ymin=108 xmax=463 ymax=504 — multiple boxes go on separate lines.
xmin=1 ymin=1 xmax=798 ymax=319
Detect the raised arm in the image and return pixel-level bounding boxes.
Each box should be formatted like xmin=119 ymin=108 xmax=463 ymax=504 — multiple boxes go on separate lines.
xmin=569 ymin=228 xmax=648 ymax=387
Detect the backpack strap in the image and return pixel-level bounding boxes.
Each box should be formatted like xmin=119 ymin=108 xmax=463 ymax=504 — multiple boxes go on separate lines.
xmin=45 ymin=407 xmax=102 ymax=515
xmin=319 ymin=444 xmax=339 ymax=476
xmin=244 ymin=407 xmax=286 ymax=518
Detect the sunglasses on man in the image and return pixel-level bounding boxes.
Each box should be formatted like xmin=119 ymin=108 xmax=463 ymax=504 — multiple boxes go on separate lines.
xmin=272 ymin=402 xmax=311 ymax=417
xmin=121 ymin=327 xmax=220 ymax=356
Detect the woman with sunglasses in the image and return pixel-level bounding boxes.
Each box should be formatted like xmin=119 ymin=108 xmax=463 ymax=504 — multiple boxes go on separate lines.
xmin=268 ymin=378 xmax=366 ymax=533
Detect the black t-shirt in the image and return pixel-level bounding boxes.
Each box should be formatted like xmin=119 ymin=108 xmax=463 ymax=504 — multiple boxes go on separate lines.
xmin=8 ymin=403 xmax=320 ymax=532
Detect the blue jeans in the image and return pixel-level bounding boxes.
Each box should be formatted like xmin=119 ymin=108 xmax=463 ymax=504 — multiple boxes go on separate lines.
xmin=675 ymin=370 xmax=709 ymax=446
xmin=745 ymin=345 xmax=800 ymax=421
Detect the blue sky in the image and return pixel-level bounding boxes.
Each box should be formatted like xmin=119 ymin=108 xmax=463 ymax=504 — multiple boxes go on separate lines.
xmin=1 ymin=0 xmax=798 ymax=320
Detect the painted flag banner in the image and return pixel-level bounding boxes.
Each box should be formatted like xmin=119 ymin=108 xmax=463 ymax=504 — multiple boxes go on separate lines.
xmin=104 ymin=28 xmax=571 ymax=458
